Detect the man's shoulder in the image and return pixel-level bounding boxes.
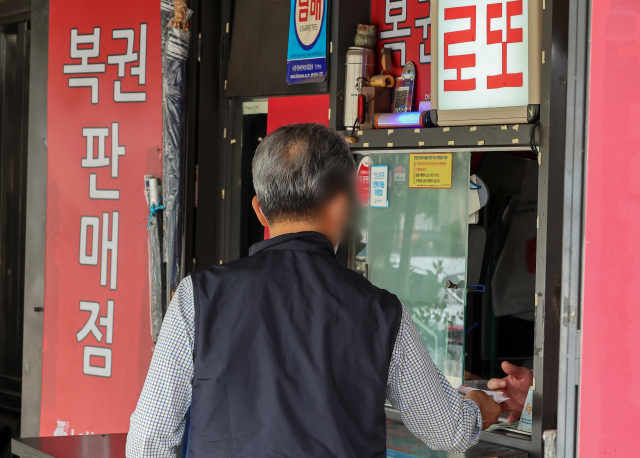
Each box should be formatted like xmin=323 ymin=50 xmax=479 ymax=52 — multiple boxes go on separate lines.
xmin=332 ymin=262 xmax=402 ymax=306
xmin=190 ymin=255 xmax=265 ymax=283
xmin=191 ymin=255 xmax=401 ymax=308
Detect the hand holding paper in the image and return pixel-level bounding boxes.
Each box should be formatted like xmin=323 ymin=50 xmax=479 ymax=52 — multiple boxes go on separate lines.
xmin=487 ymin=361 xmax=534 ymax=423
xmin=463 ymin=389 xmax=502 ymax=430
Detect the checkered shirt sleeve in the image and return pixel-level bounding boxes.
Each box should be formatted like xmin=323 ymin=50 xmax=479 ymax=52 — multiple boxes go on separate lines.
xmin=126 ymin=276 xmax=195 ymax=458
xmin=387 ymin=304 xmax=483 ymax=452
xmin=126 ymin=278 xmax=482 ymax=457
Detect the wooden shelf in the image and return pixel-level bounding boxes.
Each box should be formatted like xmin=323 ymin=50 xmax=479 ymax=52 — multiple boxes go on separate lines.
xmin=340 ymin=123 xmax=538 ymax=151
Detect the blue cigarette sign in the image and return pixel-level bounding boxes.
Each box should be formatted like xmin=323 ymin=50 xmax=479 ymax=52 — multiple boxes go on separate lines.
xmin=286 ymin=0 xmax=328 ymax=84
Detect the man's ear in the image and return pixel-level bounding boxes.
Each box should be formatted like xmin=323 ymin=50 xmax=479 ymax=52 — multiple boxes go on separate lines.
xmin=252 ymin=196 xmax=268 ymax=227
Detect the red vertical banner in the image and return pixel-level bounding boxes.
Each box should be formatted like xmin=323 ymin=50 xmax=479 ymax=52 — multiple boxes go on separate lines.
xmin=43 ymin=0 xmax=162 ymax=436
xmin=371 ymin=0 xmax=432 ymax=102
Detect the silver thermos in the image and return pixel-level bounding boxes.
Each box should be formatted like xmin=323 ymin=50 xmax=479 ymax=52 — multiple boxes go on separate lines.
xmin=344 ymin=47 xmax=376 ymax=130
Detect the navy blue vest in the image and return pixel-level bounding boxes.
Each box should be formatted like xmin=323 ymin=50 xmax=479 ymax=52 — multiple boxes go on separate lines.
xmin=190 ymin=232 xmax=402 ymax=458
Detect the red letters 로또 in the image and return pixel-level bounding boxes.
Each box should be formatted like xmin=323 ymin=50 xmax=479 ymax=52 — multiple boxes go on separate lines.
xmin=487 ymin=1 xmax=524 ymax=89
xmin=443 ymin=5 xmax=476 ymax=92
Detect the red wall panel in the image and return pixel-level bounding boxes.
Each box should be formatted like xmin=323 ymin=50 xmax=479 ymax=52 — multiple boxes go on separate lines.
xmin=579 ymin=1 xmax=640 ymax=456
xmin=266 ymin=94 xmax=330 ymax=134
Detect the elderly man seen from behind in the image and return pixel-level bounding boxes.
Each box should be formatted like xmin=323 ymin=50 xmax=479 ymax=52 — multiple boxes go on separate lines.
xmin=126 ymin=123 xmax=501 ymax=458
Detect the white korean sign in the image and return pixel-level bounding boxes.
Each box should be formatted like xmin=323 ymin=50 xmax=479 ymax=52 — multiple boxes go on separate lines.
xmin=437 ymin=0 xmax=529 ymax=111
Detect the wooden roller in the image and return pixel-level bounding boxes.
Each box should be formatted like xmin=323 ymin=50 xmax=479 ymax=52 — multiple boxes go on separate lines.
xmin=369 ymin=74 xmax=395 ymax=88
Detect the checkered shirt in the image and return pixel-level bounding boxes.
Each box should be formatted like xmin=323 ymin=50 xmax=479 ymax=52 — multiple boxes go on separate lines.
xmin=126 ymin=276 xmax=482 ymax=457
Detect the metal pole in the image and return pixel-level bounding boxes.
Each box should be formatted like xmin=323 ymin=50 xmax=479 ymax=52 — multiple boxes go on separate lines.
xmin=21 ymin=0 xmax=48 ymax=436
xmin=556 ymin=0 xmax=591 ymax=455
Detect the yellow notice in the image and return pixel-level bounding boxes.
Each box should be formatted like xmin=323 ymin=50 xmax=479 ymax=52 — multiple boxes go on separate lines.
xmin=409 ymin=153 xmax=453 ymax=189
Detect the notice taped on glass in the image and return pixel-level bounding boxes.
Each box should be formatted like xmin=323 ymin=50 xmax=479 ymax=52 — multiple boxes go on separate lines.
xmin=409 ymin=153 xmax=453 ymax=189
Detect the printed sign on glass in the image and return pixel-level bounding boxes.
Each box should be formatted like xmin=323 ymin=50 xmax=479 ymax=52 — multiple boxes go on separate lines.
xmin=287 ymin=0 xmax=328 ymax=84
xmin=437 ymin=0 xmax=529 ymax=111
xmin=370 ymin=165 xmax=389 ymax=208
xmin=357 ymin=156 xmax=372 ymax=205
xmin=409 ymin=153 xmax=452 ymax=188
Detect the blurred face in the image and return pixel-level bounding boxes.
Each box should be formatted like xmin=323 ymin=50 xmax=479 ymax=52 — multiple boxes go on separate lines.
xmin=251 ymin=189 xmax=354 ymax=248
xmin=318 ymin=191 xmax=353 ymax=247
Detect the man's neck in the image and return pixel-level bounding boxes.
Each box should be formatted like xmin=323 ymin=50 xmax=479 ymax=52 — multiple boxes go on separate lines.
xmin=269 ymin=222 xmax=332 ymax=244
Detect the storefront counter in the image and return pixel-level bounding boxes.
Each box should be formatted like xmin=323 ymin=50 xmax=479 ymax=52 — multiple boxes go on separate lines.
xmin=12 ymin=423 xmax=528 ymax=458
xmin=12 ymin=433 xmax=127 ymax=458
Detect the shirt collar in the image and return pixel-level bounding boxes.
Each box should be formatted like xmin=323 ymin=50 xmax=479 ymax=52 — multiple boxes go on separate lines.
xmin=249 ymin=231 xmax=337 ymax=259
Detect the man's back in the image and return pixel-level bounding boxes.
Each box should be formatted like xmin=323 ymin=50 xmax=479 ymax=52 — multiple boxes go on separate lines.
xmin=126 ymin=123 xmax=492 ymax=458
xmin=189 ymin=232 xmax=401 ymax=458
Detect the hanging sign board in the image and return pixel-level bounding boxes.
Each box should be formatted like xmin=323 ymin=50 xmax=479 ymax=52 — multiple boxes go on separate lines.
xmin=286 ymin=0 xmax=328 ymax=84
xmin=42 ymin=0 xmax=161 ymax=436
xmin=371 ymin=0 xmax=433 ymax=103
xmin=409 ymin=153 xmax=452 ymax=188
xmin=431 ymin=0 xmax=541 ymax=126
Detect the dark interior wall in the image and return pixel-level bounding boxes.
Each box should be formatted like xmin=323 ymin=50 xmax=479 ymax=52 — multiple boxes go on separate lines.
xmin=194 ymin=0 xmax=371 ymax=265
xmin=225 ymin=0 xmax=329 ymax=97
xmin=193 ymin=0 xmax=223 ymax=269
xmin=0 ymin=0 xmax=29 ymax=20
xmin=239 ymin=113 xmax=267 ymax=258
xmin=465 ymin=153 xmax=537 ymax=380
xmin=0 ymin=15 xmax=30 ymax=450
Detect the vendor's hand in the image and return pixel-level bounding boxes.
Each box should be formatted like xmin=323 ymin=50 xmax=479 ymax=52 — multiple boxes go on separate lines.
xmin=465 ymin=390 xmax=501 ymax=430
xmin=487 ymin=361 xmax=533 ymax=423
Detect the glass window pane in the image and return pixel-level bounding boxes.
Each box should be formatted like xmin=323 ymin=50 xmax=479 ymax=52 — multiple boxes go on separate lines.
xmin=354 ymin=151 xmax=470 ymax=387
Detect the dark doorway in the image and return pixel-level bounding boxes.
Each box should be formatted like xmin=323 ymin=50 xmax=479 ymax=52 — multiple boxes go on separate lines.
xmin=0 ymin=19 xmax=30 ymax=452
xmin=239 ymin=111 xmax=267 ymax=258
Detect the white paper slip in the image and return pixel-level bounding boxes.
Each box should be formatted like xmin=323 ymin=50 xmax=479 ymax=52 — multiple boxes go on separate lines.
xmin=487 ymin=420 xmax=532 ymax=436
xmin=456 ymin=385 xmax=510 ymax=403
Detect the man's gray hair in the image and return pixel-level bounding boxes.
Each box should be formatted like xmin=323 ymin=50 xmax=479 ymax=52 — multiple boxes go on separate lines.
xmin=252 ymin=123 xmax=355 ymax=223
